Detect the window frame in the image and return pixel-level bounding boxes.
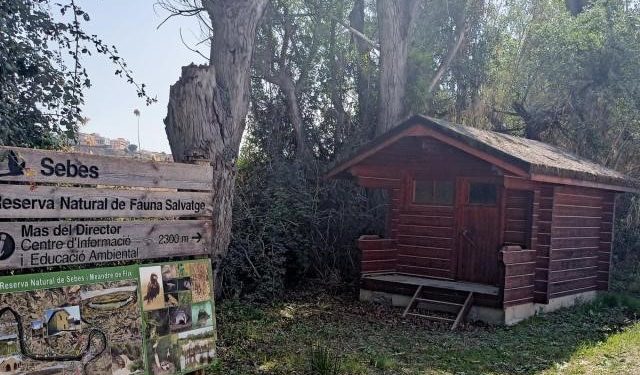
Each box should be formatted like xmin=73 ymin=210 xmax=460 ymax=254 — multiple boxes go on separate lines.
xmin=411 ymin=178 xmax=455 ymax=206
xmin=467 ymin=181 xmax=499 ymax=206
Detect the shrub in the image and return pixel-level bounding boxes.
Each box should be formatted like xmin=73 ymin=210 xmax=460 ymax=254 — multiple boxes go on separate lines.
xmin=306 ymin=345 xmax=342 ymax=375
xmin=221 ymin=156 xmax=384 ymax=301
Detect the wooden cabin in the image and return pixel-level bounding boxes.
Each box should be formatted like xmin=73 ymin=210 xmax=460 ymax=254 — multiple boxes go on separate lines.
xmin=327 ymin=115 xmax=639 ymax=326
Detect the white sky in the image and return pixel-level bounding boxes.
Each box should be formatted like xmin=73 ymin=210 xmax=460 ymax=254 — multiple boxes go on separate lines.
xmin=77 ymin=0 xmax=208 ymax=153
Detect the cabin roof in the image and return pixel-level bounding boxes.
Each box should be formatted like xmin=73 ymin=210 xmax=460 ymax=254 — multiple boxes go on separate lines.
xmin=326 ymin=115 xmax=639 ymax=192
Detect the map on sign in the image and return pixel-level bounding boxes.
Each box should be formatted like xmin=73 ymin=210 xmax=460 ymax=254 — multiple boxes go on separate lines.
xmin=0 ymin=259 xmax=215 ymax=375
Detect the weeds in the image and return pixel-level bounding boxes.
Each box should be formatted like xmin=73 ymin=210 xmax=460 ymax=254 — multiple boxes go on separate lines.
xmin=307 ymin=345 xmax=342 ymax=375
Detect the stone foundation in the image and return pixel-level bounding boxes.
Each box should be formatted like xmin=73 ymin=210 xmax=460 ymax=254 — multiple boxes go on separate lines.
xmin=360 ymin=288 xmax=598 ymax=325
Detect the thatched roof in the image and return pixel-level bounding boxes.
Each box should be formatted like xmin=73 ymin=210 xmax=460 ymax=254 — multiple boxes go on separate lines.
xmin=327 ymin=115 xmax=639 ymax=192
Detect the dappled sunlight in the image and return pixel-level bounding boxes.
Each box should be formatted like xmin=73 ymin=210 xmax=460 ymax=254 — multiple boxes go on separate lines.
xmin=258 ymin=360 xmax=280 ymax=371
xmin=541 ymin=321 xmax=640 ymax=375
xmin=278 ymin=304 xmax=296 ymax=319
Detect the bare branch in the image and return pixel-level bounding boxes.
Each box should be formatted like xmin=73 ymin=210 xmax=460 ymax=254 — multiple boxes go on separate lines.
xmin=179 ymin=28 xmax=209 ymax=61
xmin=330 ymin=15 xmax=379 ymax=52
xmin=428 ymin=22 xmax=470 ymax=93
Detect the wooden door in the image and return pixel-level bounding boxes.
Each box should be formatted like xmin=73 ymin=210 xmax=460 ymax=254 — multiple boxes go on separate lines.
xmin=456 ymin=178 xmax=502 ymax=284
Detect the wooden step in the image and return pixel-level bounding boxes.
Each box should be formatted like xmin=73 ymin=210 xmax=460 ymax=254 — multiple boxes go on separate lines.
xmin=415 ymin=298 xmax=463 ymax=306
xmin=407 ymin=313 xmax=455 ymax=322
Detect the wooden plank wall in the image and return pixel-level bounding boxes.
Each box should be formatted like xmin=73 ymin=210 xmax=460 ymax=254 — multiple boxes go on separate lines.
xmin=597 ymin=192 xmax=616 ymax=290
xmin=388 ymin=186 xmax=401 ymax=239
xmin=358 ymin=236 xmax=397 ymax=273
xmin=548 ymin=186 xmax=603 ymax=298
xmin=396 ymin=205 xmax=456 ymax=279
xmin=501 ymin=246 xmax=537 ymax=306
xmin=534 ymin=186 xmax=554 ymax=303
xmin=354 ymin=138 xmax=491 ymax=281
xmin=503 ymin=190 xmax=533 ymax=247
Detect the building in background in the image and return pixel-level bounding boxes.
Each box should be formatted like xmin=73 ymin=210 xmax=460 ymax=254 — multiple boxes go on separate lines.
xmin=74 ymin=132 xmax=171 ymax=161
xmin=110 ymin=137 xmax=130 ymax=151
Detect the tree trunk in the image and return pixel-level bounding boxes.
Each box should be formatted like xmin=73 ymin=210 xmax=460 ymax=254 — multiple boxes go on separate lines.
xmin=164 ymin=0 xmax=268 ymax=292
xmin=376 ymin=0 xmax=420 ymax=135
xmin=349 ymin=0 xmax=374 ymax=137
xmin=278 ymin=72 xmax=307 ymax=156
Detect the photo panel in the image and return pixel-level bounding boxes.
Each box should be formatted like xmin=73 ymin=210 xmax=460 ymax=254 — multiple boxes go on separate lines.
xmin=140 ymin=266 xmax=165 ymax=311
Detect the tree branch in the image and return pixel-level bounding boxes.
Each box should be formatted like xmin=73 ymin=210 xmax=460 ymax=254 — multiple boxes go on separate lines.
xmin=428 ymin=22 xmax=470 ymax=93
xmin=330 ymin=15 xmax=379 ymax=52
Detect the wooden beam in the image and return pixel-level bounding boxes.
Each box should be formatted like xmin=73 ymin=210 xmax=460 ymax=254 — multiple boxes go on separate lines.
xmin=402 ymin=285 xmax=423 ymax=317
xmin=530 ymin=173 xmax=638 ymax=193
xmin=0 ymin=146 xmax=213 ymax=190
xmin=504 ymin=176 xmax=536 ymax=190
xmin=325 ymin=127 xmax=416 ymax=179
xmin=452 ymin=292 xmax=474 ymax=330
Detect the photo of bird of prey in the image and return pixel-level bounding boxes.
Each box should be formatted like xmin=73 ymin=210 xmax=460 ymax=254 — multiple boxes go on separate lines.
xmin=139 ymin=266 xmax=165 ymax=311
xmin=145 ymin=273 xmax=161 ymax=303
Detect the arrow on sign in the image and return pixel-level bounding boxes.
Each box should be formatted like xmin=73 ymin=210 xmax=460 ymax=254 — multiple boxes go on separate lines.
xmin=192 ymin=232 xmax=202 ymax=243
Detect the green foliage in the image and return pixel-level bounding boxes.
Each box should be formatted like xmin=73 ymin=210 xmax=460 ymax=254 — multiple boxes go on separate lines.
xmin=594 ymin=292 xmax=640 ymax=313
xmin=306 ymin=345 xmax=342 ymax=375
xmin=368 ymin=353 xmax=395 ymax=370
xmin=0 ymin=0 xmax=153 ymax=148
xmin=205 ymin=358 xmax=223 ymax=373
xmin=222 ymin=148 xmax=383 ymax=300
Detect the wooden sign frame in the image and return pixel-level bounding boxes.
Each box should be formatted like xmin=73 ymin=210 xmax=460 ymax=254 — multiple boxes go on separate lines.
xmin=0 ymin=145 xmax=214 ymax=270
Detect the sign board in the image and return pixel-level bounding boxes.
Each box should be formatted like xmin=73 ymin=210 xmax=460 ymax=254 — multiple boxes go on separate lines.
xmin=0 ymin=146 xmax=215 ymax=269
xmin=0 ymin=146 xmax=213 ymax=190
xmin=0 ymin=184 xmax=213 ymax=219
xmin=0 ymin=220 xmax=212 ymax=270
xmin=0 ymin=146 xmax=218 ymax=374
xmin=0 ymin=258 xmax=215 ymax=375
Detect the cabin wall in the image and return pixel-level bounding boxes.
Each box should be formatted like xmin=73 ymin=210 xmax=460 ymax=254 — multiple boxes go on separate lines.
xmin=354 ymin=136 xmax=502 ymax=281
xmin=547 ymin=186 xmax=611 ymax=299
xmin=503 ymin=190 xmax=533 ymax=247
xmin=597 ymin=191 xmax=616 ymax=290
xmin=397 ymin=205 xmax=456 ymax=279
xmin=534 ymin=186 xmax=554 ymax=303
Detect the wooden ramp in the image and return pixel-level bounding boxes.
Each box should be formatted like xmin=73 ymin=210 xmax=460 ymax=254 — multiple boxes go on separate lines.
xmin=363 ymin=273 xmax=499 ymax=330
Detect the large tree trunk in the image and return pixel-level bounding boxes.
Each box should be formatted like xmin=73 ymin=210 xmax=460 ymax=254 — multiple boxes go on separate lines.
xmin=349 ymin=0 xmax=375 ymax=138
xmin=164 ymin=0 xmax=268 ymax=292
xmin=376 ymin=0 xmax=420 ymax=135
xmin=278 ymin=73 xmax=306 ymax=156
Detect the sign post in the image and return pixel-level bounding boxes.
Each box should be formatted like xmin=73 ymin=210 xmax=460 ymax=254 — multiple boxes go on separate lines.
xmin=0 ymin=146 xmax=216 ymax=375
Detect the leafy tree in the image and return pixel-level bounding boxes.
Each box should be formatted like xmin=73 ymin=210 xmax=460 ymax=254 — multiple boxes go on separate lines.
xmin=0 ymin=0 xmax=153 ymax=148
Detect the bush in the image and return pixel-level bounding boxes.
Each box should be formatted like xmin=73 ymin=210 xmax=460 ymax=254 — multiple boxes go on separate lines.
xmin=306 ymin=345 xmax=342 ymax=375
xmin=221 ymin=156 xmax=384 ymax=301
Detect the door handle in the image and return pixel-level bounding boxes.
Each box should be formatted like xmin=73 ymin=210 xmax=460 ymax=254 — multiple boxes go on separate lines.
xmin=461 ymin=229 xmax=477 ymax=248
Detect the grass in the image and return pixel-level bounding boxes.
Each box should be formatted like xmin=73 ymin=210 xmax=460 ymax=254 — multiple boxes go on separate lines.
xmin=210 ymin=289 xmax=640 ymax=374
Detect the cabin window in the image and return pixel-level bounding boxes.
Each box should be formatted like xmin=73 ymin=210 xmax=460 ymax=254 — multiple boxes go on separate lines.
xmin=468 ymin=182 xmax=497 ymax=205
xmin=413 ymin=180 xmax=454 ymax=205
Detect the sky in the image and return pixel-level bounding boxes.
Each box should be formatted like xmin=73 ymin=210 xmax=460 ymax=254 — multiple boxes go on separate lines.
xmin=77 ymin=1 xmax=208 ymax=153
